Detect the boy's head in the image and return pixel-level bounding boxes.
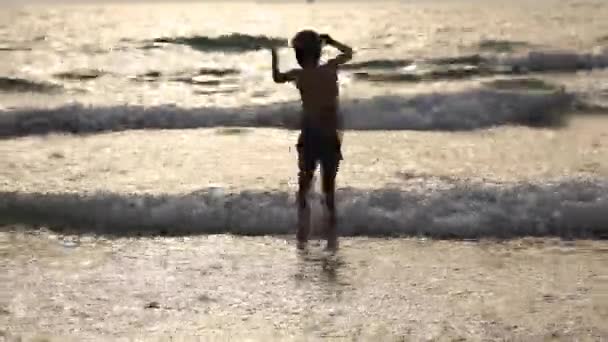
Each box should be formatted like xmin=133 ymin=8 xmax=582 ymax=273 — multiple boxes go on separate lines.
xmin=291 ymin=30 xmax=322 ymax=67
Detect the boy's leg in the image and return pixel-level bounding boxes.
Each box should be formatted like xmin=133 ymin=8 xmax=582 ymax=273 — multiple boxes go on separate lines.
xmin=321 ymin=156 xmax=339 ymax=251
xmin=296 ymin=136 xmax=315 ymax=247
xmin=297 ymin=169 xmax=314 ymax=245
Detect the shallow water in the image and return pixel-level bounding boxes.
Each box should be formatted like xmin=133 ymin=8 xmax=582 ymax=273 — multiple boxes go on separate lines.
xmin=1 ymin=229 xmax=607 ymax=340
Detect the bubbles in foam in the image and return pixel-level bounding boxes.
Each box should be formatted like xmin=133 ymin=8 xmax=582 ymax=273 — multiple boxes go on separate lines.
xmin=1 ymin=180 xmax=606 ymax=239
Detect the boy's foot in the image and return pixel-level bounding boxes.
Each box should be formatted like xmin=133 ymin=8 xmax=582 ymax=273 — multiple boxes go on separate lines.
xmin=296 ymin=239 xmax=308 ymax=250
xmin=297 ymin=206 xmax=311 ymax=244
xmin=326 ymin=238 xmax=339 ymax=252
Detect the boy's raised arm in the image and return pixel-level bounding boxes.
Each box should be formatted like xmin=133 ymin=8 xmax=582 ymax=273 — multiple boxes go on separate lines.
xmin=271 ymin=48 xmax=298 ymax=83
xmin=321 ymin=34 xmax=353 ymax=67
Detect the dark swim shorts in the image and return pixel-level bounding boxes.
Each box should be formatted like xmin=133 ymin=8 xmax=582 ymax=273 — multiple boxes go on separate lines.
xmin=296 ymin=127 xmax=343 ymax=174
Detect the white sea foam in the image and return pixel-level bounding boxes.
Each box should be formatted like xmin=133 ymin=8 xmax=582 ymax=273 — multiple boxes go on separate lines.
xmin=1 ymin=180 xmax=606 ymax=239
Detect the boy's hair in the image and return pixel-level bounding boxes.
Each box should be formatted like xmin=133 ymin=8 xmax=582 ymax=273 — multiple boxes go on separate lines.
xmin=291 ymin=30 xmax=321 ymax=67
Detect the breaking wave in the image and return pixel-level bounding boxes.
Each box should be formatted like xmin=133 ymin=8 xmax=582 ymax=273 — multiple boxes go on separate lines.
xmin=0 ymin=46 xmax=32 ymax=52
xmin=341 ymin=59 xmax=414 ymax=70
xmin=0 ymin=77 xmax=62 ymax=93
xmin=196 ymin=67 xmax=240 ymax=76
xmin=1 ymin=180 xmax=606 ymax=239
xmin=130 ymin=67 xmax=240 ymax=83
xmin=53 ymin=69 xmax=107 ymax=81
xmin=502 ymin=50 xmax=608 ymax=72
xmin=430 ymin=54 xmax=485 ymax=66
xmin=347 ymin=50 xmax=608 ymax=83
xmin=477 ymin=39 xmax=533 ymax=53
xmin=0 ymin=88 xmax=574 ymax=137
xmin=354 ymin=66 xmax=484 ymax=83
xmin=149 ymin=33 xmax=287 ymax=52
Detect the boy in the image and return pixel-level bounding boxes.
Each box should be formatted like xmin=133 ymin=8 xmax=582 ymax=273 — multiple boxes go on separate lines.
xmin=270 ymin=30 xmax=353 ymax=250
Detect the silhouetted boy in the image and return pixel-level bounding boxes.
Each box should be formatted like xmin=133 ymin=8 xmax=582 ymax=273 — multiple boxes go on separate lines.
xmin=271 ymin=30 xmax=353 ymax=250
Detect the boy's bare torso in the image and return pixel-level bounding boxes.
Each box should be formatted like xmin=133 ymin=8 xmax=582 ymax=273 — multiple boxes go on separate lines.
xmin=293 ymin=64 xmax=340 ymax=131
xmin=271 ymin=33 xmax=352 ymax=133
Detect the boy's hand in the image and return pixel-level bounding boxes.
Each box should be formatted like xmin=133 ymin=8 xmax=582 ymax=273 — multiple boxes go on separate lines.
xmin=323 ymin=35 xmax=353 ymax=66
xmin=320 ymin=34 xmax=333 ymax=45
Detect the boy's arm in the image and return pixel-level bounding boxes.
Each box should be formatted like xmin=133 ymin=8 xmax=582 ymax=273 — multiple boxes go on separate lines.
xmin=321 ymin=34 xmax=354 ymax=67
xmin=337 ymin=111 xmax=344 ymax=143
xmin=271 ymin=48 xmax=298 ymax=83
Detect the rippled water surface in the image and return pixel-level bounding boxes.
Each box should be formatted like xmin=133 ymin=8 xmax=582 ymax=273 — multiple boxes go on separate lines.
xmin=1 ymin=0 xmax=608 ymax=109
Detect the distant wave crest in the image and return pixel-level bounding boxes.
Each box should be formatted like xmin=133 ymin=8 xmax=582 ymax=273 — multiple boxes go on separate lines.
xmin=347 ymin=50 xmax=608 ymax=83
xmin=0 ymin=46 xmax=32 ymax=52
xmin=477 ymin=39 xmax=532 ymax=53
xmin=149 ymin=33 xmax=287 ymax=52
xmin=54 ymin=69 xmax=107 ymax=81
xmin=0 ymin=77 xmax=62 ymax=93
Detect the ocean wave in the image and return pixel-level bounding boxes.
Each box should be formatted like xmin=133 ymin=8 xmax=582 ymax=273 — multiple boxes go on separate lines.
xmin=572 ymin=101 xmax=608 ymax=114
xmin=0 ymin=87 xmax=573 ymax=137
xmin=194 ymin=88 xmax=239 ymax=95
xmin=150 ymin=33 xmax=287 ymax=52
xmin=353 ymin=65 xmax=483 ymax=83
xmin=431 ymin=54 xmax=485 ymax=66
xmin=341 ymin=55 xmax=482 ymax=73
xmin=0 ymin=77 xmax=62 ymax=93
xmin=478 ymin=39 xmax=532 ymax=53
xmin=196 ymin=67 xmax=240 ymax=76
xmin=0 ymin=46 xmax=32 ymax=52
xmin=483 ymin=78 xmax=560 ymax=91
xmin=53 ymin=69 xmax=107 ymax=81
xmin=130 ymin=71 xmax=163 ymax=82
xmin=341 ymin=59 xmax=414 ymax=70
xmin=171 ymin=77 xmax=223 ymax=86
xmin=502 ymin=50 xmax=608 ymax=72
xmin=346 ymin=50 xmax=608 ymax=83
xmin=1 ymin=180 xmax=606 ymax=239
xmin=131 ymin=68 xmax=240 ymax=83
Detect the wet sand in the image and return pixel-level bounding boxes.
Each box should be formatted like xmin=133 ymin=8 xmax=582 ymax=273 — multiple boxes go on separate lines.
xmin=0 ymin=229 xmax=607 ymax=341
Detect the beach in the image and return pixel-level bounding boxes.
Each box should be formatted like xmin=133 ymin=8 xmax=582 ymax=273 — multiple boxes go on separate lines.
xmin=1 ymin=0 xmax=608 ymax=339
